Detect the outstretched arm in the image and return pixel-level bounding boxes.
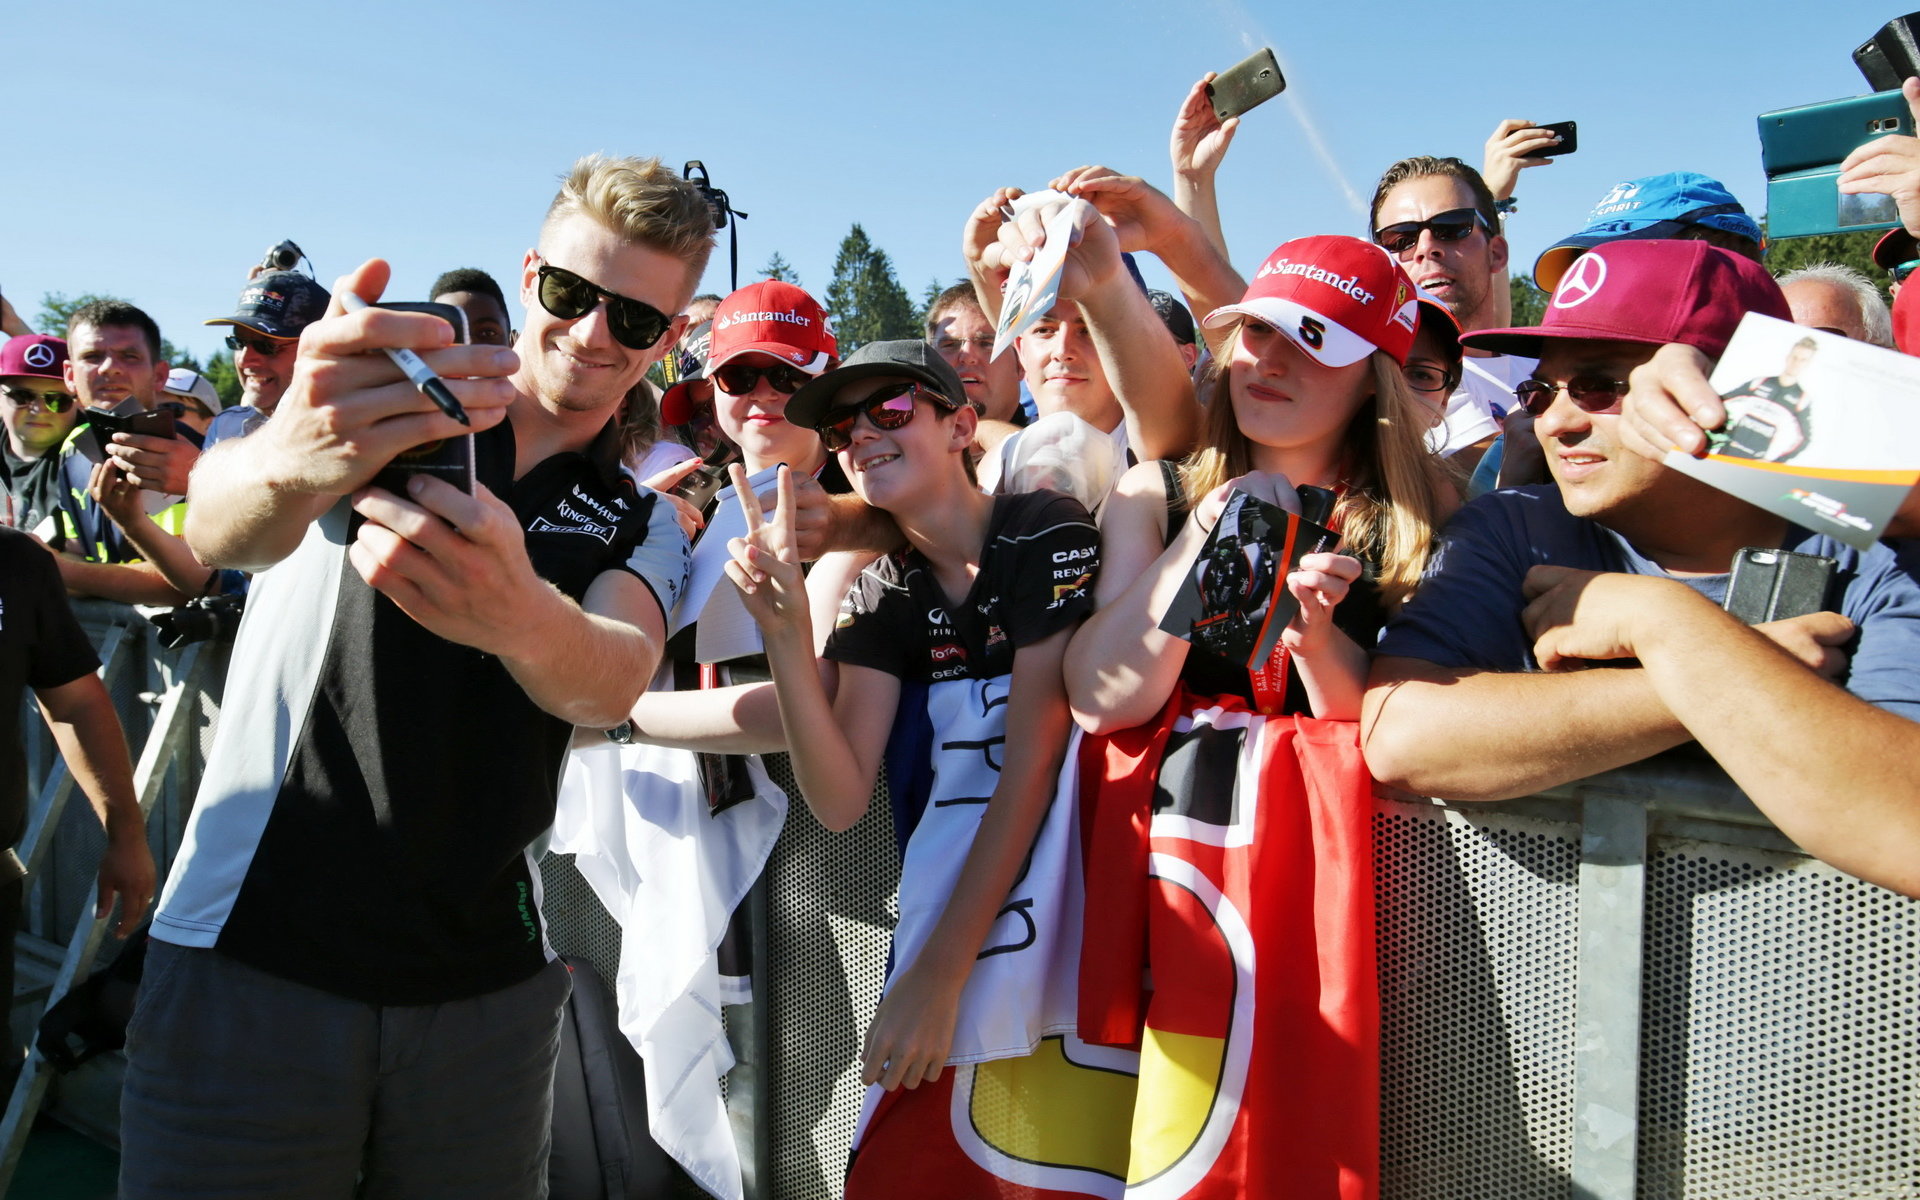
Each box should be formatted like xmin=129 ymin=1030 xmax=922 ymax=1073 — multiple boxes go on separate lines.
xmin=186 ymin=259 xmax=517 ymax=572
xmin=1051 ymin=166 xmax=1247 ymax=358
xmin=1481 ymin=118 xmax=1562 ymax=204
xmin=1169 ymin=73 xmax=1238 ymax=258
xmin=985 ymin=192 xmax=1199 ymax=461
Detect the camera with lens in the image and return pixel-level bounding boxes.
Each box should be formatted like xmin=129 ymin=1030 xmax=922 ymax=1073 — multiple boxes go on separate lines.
xmin=259 ymin=239 xmax=304 ymax=273
xmin=682 ymin=162 xmax=744 ymax=232
xmin=150 ymin=593 xmax=246 ymax=649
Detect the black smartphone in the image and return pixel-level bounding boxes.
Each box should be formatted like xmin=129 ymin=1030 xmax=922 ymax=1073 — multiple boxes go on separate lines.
xmin=1855 ymin=12 xmax=1920 ymax=90
xmin=1294 ymin=484 xmax=1340 ymax=553
xmin=370 ymin=301 xmax=475 ymax=494
xmin=81 ymin=407 xmax=175 ymax=461
xmin=375 ymin=301 xmax=470 ymax=344
xmin=1207 ymin=48 xmax=1285 ymax=121
xmin=1723 ymin=547 xmax=1837 ymax=624
xmin=1533 ymin=120 xmax=1578 ymax=158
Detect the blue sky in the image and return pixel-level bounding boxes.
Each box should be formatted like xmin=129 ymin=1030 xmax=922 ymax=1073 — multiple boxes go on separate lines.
xmin=9 ymin=0 xmax=1903 ymax=362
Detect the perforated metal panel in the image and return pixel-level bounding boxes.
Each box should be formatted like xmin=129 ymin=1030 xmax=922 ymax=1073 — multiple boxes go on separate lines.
xmin=1374 ymin=797 xmax=1581 ymax=1199
xmin=538 ymin=851 xmax=624 ymax=991
xmin=1637 ymin=839 xmax=1920 ymax=1199
xmin=761 ymin=751 xmax=896 ymax=1200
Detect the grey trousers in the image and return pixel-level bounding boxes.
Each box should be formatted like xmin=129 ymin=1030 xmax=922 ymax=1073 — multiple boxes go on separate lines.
xmin=119 ymin=941 xmax=571 ymax=1200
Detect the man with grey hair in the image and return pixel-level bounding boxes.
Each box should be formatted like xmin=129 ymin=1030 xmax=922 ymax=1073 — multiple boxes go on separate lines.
xmin=121 ymin=154 xmax=708 ymax=1198
xmin=1777 ymin=262 xmax=1893 ymax=347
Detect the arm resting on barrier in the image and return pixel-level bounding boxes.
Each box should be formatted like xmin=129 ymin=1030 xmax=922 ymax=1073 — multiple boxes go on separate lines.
xmin=1362 ymin=653 xmax=1693 ymax=801
xmin=1523 ymin=567 xmax=1920 ymax=897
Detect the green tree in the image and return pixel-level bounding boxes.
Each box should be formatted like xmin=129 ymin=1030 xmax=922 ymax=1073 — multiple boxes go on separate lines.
xmin=916 ymin=277 xmax=945 ymax=330
xmin=823 ymin=224 xmax=917 ymax=353
xmin=1508 ymin=275 xmax=1547 ymax=327
xmin=1763 ymin=225 xmax=1889 ymax=303
xmin=202 ymin=349 xmax=242 ymax=410
xmin=35 ymin=290 xmax=197 ymax=369
xmin=760 ymin=251 xmax=800 ymax=287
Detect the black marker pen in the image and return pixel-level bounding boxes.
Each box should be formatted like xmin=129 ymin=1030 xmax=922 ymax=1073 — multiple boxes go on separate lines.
xmin=340 ymin=290 xmax=470 ymax=426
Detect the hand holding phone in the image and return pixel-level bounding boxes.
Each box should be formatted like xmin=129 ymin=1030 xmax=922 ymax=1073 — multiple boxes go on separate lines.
xmin=1206 ymin=48 xmax=1285 ymax=122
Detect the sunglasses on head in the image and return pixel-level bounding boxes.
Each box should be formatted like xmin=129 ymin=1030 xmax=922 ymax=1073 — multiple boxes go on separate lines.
xmin=817 ymin=382 xmax=939 ymax=452
xmin=1373 ymin=208 xmax=1489 ymax=256
xmin=712 ymin=360 xmax=811 ymax=396
xmin=0 ymin=384 xmax=76 ymax=413
xmin=1513 ymin=375 xmax=1631 ymax=417
xmin=225 ymin=331 xmax=293 ymax=357
xmin=534 ymin=259 xmax=672 ymax=350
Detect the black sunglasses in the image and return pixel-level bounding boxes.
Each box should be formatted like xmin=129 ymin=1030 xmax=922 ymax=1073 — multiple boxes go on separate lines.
xmin=534 ymin=259 xmax=672 ymax=350
xmin=817 ymin=383 xmax=934 ymax=452
xmin=1373 ymin=208 xmax=1489 ymax=256
xmin=225 ymin=331 xmax=294 ymax=357
xmin=712 ymin=360 xmax=811 ymax=396
xmin=0 ymin=384 xmax=76 ymax=413
xmin=1513 ymin=375 xmax=1631 ymax=417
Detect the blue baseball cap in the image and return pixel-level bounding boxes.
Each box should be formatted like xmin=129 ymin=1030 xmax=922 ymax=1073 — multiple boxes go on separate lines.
xmin=1532 ymin=172 xmax=1762 ymax=292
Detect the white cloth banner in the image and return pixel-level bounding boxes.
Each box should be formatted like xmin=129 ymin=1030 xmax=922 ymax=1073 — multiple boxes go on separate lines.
xmin=552 ymin=738 xmax=787 ymax=1200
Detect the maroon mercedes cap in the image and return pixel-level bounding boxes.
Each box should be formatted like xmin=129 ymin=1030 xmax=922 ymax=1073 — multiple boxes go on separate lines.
xmin=1462 ymin=239 xmax=1790 ymax=363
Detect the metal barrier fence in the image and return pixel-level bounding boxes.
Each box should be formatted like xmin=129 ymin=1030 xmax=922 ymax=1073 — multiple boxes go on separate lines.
xmin=13 ymin=612 xmax=1918 ymax=1199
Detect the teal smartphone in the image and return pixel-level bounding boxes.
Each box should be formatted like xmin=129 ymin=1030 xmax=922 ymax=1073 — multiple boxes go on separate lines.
xmin=1759 ymin=91 xmax=1911 ymax=174
xmin=1760 ymin=91 xmax=1912 ymax=238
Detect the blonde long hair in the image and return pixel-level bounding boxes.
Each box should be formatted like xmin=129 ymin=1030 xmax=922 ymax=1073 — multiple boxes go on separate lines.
xmin=1180 ymin=329 xmax=1453 ymax=608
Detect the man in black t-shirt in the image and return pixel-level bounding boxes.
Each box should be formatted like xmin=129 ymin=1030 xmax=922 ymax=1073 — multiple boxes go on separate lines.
xmin=122 ymin=155 xmax=706 ymax=1199
xmin=0 ymin=529 xmax=153 ymax=1067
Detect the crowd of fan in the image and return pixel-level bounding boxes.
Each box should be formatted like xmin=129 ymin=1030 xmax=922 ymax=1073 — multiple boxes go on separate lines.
xmin=4 ymin=65 xmax=1919 ymax=1199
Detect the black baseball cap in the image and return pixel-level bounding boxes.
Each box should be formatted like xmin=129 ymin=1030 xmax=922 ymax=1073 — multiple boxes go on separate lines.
xmin=785 ymin=339 xmax=967 ymax=430
xmin=204 ymin=271 xmax=331 ymax=340
xmin=1148 ymin=290 xmax=1196 ymax=345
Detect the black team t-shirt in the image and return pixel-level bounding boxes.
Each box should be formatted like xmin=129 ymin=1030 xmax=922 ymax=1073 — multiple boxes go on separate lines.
xmin=825 ymin=490 xmax=1098 ymax=857
xmin=152 ymin=417 xmax=690 ymax=1005
xmin=0 ymin=530 xmax=99 ymax=844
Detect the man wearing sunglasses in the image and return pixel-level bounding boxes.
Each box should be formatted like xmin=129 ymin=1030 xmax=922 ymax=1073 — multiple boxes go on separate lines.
xmin=123 ymin=154 xmax=707 ymax=1199
xmin=201 ymin=271 xmax=332 ymax=449
xmin=1370 ymin=156 xmax=1522 ymax=464
xmin=1363 ymin=240 xmax=1920 ymax=819
xmin=0 ymin=335 xmax=78 ymax=532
